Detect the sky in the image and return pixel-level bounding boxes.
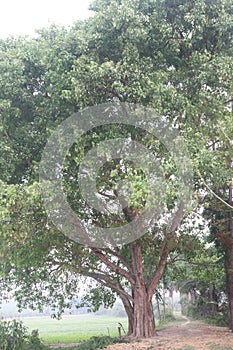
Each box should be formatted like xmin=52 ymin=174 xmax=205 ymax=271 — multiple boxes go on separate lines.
xmin=0 ymin=0 xmax=93 ymax=38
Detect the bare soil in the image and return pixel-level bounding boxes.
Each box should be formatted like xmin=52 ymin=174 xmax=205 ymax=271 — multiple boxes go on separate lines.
xmin=106 ymin=318 xmax=233 ymax=350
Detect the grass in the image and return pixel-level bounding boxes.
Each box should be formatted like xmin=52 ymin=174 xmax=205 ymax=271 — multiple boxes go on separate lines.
xmin=15 ymin=314 xmax=128 ymax=344
xmin=9 ymin=312 xmax=187 ymax=347
xmin=156 ymin=312 xmax=186 ymax=330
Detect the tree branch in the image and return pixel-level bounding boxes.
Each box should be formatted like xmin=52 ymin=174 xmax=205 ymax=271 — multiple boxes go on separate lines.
xmin=85 ymin=271 xmax=133 ymax=301
xmin=106 ymin=247 xmax=134 ymax=275
xmin=91 ymin=247 xmax=136 ymax=286
xmin=197 ymin=169 xmax=233 ymax=209
xmin=147 ymin=241 xmax=170 ymax=300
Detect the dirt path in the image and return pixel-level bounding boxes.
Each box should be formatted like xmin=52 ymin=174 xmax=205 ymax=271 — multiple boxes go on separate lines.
xmin=179 ymin=315 xmax=190 ymax=326
xmin=106 ymin=318 xmax=233 ymax=350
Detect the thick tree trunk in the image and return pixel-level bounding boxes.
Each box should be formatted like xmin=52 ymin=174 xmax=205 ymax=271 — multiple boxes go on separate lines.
xmin=132 ymin=287 xmax=156 ymax=338
xmin=121 ymin=240 xmax=170 ymax=338
xmin=121 ymin=286 xmax=156 ymax=338
xmin=90 ymin=237 xmax=169 ymax=338
xmin=112 ymin=199 xmax=171 ymax=338
xmin=120 ymin=241 xmax=163 ymax=338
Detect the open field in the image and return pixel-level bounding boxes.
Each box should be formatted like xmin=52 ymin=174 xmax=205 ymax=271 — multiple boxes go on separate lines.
xmin=15 ymin=314 xmax=128 ymax=344
xmin=10 ymin=312 xmax=184 ymax=345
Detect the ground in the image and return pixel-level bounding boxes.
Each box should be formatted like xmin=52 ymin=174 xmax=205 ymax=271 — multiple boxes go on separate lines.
xmin=105 ymin=318 xmax=233 ymax=350
xmin=48 ymin=317 xmax=233 ymax=349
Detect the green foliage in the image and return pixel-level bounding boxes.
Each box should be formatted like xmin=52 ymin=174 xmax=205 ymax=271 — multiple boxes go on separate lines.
xmin=0 ymin=319 xmax=47 ymax=350
xmin=158 ymin=309 xmax=176 ymax=327
xmin=180 ymin=291 xmax=228 ymax=326
xmin=206 ymin=310 xmax=229 ymax=327
xmin=76 ymin=286 xmax=116 ymax=313
xmin=74 ymin=336 xmax=127 ymax=350
xmin=181 ymin=299 xmax=199 ymax=319
xmin=171 ymin=242 xmax=227 ymax=324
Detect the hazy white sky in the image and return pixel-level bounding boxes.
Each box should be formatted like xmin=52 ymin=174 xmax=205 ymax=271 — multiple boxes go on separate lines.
xmin=0 ymin=0 xmax=93 ymax=38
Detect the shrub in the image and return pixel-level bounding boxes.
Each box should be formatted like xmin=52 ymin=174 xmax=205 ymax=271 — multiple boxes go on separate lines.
xmin=158 ymin=309 xmax=176 ymax=326
xmin=0 ymin=319 xmax=47 ymax=350
xmin=76 ymin=336 xmax=128 ymax=350
xmin=206 ymin=313 xmax=229 ymax=327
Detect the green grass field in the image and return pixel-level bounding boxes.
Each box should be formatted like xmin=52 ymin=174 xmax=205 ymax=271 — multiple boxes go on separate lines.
xmin=17 ymin=314 xmax=128 ymax=344
xmin=9 ymin=312 xmax=184 ymax=345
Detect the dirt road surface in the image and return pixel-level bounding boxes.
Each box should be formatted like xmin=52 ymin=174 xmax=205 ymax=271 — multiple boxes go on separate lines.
xmin=106 ymin=319 xmax=233 ymax=350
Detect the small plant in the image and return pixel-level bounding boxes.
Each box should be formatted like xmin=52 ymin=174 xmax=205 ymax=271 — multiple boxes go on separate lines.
xmin=0 ymin=319 xmax=48 ymax=350
xmin=0 ymin=319 xmax=25 ymax=350
xmin=210 ymin=345 xmax=233 ymax=350
xmin=75 ymin=336 xmax=128 ymax=350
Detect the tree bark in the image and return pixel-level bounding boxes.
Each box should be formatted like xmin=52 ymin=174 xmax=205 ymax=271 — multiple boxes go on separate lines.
xmin=120 ymin=295 xmax=134 ymax=336
xmin=225 ymin=179 xmax=233 ymax=330
xmin=209 ymin=284 xmax=218 ymax=317
xmin=225 ymin=253 xmax=233 ymax=330
xmin=131 ymin=242 xmax=156 ymax=337
xmin=156 ymin=293 xmax=161 ymax=321
xmin=130 ymin=284 xmax=156 ymax=337
xmin=119 ymin=241 xmax=169 ymax=338
xmin=120 ymin=288 xmax=156 ymax=338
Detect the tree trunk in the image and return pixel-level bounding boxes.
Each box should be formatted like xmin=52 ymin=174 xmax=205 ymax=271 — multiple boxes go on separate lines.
xmin=209 ymin=284 xmax=218 ymax=317
xmin=156 ymin=293 xmax=161 ymax=322
xmin=163 ymin=288 xmax=166 ymax=320
xmin=90 ymin=236 xmax=169 ymax=338
xmin=225 ymin=179 xmax=233 ymax=330
xmin=121 ymin=288 xmax=156 ymax=338
xmin=120 ymin=295 xmax=134 ymax=336
xmin=132 ymin=287 xmax=156 ymax=338
xmin=120 ymin=242 xmax=163 ymax=338
xmin=120 ymin=240 xmax=170 ymax=338
xmin=225 ymin=254 xmax=233 ymax=330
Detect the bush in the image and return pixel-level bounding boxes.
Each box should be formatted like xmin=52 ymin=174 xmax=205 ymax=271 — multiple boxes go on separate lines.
xmin=164 ymin=310 xmax=176 ymax=322
xmin=206 ymin=313 xmax=229 ymax=327
xmin=0 ymin=319 xmax=47 ymax=350
xmin=76 ymin=336 xmax=128 ymax=350
xmin=158 ymin=309 xmax=176 ymax=323
xmin=181 ymin=294 xmax=229 ymax=327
